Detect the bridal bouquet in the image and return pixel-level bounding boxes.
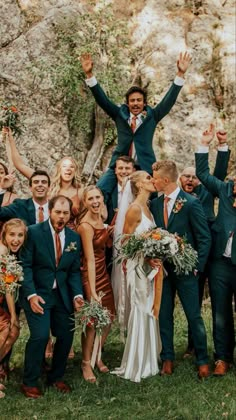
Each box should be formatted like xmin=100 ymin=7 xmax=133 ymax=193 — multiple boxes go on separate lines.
xmin=116 ymin=228 xmax=198 ymax=275
xmin=0 ymin=254 xmax=24 ymax=298
xmin=75 ymin=292 xmax=111 ymax=336
xmin=0 ymin=103 xmax=24 ymax=137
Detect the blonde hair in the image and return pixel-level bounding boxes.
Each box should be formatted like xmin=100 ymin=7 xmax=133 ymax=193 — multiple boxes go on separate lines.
xmin=77 ymin=185 xmax=103 ymax=224
xmin=129 ymin=171 xmax=149 ymax=196
xmin=49 ymin=157 xmax=81 ymax=198
xmin=152 ymin=160 xmax=178 ymax=182
xmin=1 ymin=219 xmax=27 ymax=247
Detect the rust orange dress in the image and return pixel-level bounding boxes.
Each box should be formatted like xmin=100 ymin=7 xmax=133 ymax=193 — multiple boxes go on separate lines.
xmin=79 ymin=222 xmax=115 ymax=317
xmin=66 ymin=194 xmax=81 ymax=231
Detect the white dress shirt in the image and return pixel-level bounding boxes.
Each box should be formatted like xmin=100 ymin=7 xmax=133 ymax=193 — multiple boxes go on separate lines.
xmin=164 ymin=187 xmax=181 ymax=216
xmin=33 ymin=200 xmax=49 ymax=223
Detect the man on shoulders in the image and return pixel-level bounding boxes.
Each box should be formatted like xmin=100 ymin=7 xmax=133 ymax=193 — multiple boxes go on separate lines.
xmin=80 ymin=51 xmax=191 ymax=197
xmin=195 ymin=127 xmax=236 ymax=376
xmin=20 ymin=195 xmax=83 ymax=398
xmin=0 ymin=170 xmax=50 ymax=225
xmin=151 ymin=160 xmax=211 ymax=378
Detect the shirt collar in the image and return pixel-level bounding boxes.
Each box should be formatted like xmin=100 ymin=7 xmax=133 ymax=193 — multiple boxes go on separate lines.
xmin=33 ymin=200 xmax=48 ymax=210
xmin=48 ymin=218 xmax=65 ymax=237
xmin=165 ymin=187 xmax=180 ymax=201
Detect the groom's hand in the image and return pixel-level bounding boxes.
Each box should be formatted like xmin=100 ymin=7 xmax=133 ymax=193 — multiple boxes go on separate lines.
xmin=29 ymin=295 xmax=45 ymax=314
xmin=74 ymin=296 xmax=84 ymax=312
xmin=80 ymin=53 xmax=93 ymax=78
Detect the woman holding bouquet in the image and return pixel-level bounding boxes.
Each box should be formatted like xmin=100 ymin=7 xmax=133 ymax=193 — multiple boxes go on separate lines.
xmin=77 ymin=186 xmax=115 ymax=383
xmin=111 ymin=171 xmax=162 ymax=382
xmin=0 ymin=218 xmax=26 ymax=398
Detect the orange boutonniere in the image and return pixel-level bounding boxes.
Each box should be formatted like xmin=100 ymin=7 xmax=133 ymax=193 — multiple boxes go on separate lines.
xmin=173 ymin=198 xmax=187 ymax=214
xmin=141 ymin=110 xmax=147 ymax=121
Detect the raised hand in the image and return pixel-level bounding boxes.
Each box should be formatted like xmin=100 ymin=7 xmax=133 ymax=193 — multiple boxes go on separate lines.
xmin=201 ymin=123 xmax=215 ymax=146
xmin=177 ymin=52 xmax=191 ymax=77
xmin=216 ymin=130 xmax=227 ymax=145
xmin=0 ymin=173 xmax=16 ymax=189
xmin=80 ymin=53 xmax=93 ymax=78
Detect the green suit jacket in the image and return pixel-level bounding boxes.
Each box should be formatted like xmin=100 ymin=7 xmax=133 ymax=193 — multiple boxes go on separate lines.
xmin=193 ymin=150 xmax=230 ymax=224
xmin=0 ymin=197 xmax=36 ymax=225
xmin=195 ymin=152 xmax=236 ymax=263
xmin=20 ymin=220 xmax=83 ymax=313
xmin=90 ymin=82 xmax=182 ymax=174
xmin=150 ymin=189 xmax=211 ymax=272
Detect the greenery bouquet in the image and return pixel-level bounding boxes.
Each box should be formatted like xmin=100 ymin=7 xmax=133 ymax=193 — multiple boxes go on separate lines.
xmin=116 ymin=228 xmax=198 ymax=275
xmin=0 ymin=104 xmax=24 ymax=137
xmin=0 ymin=254 xmax=24 ymax=299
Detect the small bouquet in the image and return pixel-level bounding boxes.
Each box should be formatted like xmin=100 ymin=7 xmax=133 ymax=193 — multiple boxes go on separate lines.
xmin=116 ymin=228 xmax=198 ymax=275
xmin=75 ymin=292 xmax=111 ymax=336
xmin=0 ymin=254 xmax=24 ymax=299
xmin=0 ymin=103 xmax=24 ymax=137
xmin=74 ymin=292 xmax=112 ymax=367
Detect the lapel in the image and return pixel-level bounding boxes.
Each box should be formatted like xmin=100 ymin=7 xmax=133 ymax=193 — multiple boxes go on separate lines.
xmin=42 ymin=220 xmax=56 ymax=266
xmin=168 ymin=189 xmax=186 ymax=228
xmin=151 ymin=195 xmax=165 ymax=228
xmin=112 ymin=185 xmax=118 ymax=210
xmin=28 ymin=198 xmax=37 ymax=225
xmin=58 ymin=227 xmax=75 ymax=268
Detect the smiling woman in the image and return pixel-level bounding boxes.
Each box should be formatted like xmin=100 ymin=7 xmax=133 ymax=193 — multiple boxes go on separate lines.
xmin=77 ymin=186 xmax=115 ymax=383
xmin=0 ymin=218 xmax=27 ymax=398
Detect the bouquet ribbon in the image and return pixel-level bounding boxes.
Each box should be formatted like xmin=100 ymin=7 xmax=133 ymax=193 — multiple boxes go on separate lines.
xmin=147 ymin=264 xmax=163 ymax=319
xmin=91 ymin=333 xmax=102 ymax=368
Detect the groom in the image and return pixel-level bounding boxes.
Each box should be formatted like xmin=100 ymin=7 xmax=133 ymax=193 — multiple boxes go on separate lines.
xmin=20 ymin=195 xmax=83 ymax=398
xmin=150 ymin=160 xmax=211 ymax=378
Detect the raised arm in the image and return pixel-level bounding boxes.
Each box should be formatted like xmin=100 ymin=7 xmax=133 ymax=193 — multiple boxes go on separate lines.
xmin=195 ymin=125 xmax=224 ymax=197
xmin=5 ymin=128 xmax=33 ymax=179
xmin=213 ymin=130 xmax=230 ymax=180
xmin=153 ymin=52 xmax=191 ymax=122
xmin=80 ymin=53 xmax=120 ymax=120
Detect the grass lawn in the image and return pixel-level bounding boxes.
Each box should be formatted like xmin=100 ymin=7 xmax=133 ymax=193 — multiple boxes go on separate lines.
xmin=0 ymin=302 xmax=235 ymax=420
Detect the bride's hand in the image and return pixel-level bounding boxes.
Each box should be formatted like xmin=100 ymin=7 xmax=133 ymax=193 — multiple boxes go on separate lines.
xmin=91 ymin=293 xmax=101 ymax=303
xmin=146 ymin=258 xmax=162 ymax=269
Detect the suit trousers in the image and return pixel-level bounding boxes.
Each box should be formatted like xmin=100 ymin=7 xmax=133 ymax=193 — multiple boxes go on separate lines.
xmin=159 ymin=268 xmax=208 ymax=365
xmin=208 ymin=257 xmax=236 ymax=362
xmin=23 ymin=289 xmax=74 ymax=387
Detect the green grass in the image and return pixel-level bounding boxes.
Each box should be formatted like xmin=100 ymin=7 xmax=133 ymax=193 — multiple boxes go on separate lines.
xmin=1 ymin=303 xmax=235 ymax=420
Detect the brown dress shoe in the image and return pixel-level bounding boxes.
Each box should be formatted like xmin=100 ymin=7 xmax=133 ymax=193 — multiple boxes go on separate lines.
xmin=160 ymin=360 xmax=173 ymax=376
xmin=213 ymin=360 xmax=229 ymax=376
xmin=21 ymin=384 xmax=42 ymax=398
xmin=49 ymin=381 xmax=71 ymax=393
xmin=198 ymin=364 xmax=210 ymax=379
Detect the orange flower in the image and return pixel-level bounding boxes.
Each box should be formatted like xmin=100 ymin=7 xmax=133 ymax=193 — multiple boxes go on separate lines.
xmin=10 ymin=106 xmax=18 ymax=112
xmin=4 ymin=274 xmax=16 ymax=284
xmin=152 ymin=233 xmax=161 ymax=240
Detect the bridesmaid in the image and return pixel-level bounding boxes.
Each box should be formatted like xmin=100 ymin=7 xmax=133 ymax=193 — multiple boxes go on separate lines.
xmin=77 ymin=186 xmax=115 ymax=383
xmin=0 ymin=219 xmax=27 ymax=398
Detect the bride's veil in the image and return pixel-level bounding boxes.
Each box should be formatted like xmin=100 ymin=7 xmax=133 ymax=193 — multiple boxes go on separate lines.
xmin=114 ymin=179 xmax=134 ymax=247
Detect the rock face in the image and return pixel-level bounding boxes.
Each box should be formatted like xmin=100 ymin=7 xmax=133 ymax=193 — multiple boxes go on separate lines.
xmin=0 ymin=0 xmax=235 ymax=195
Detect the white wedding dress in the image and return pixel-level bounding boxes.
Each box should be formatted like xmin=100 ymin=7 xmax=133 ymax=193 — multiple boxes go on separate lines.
xmin=111 ymin=212 xmax=161 ymax=382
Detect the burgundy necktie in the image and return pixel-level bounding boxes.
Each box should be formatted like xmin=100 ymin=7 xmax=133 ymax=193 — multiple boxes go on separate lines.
xmin=128 ymin=116 xmax=137 ymax=157
xmin=163 ymin=196 xmax=170 ymax=228
xmin=55 ymin=233 xmax=62 ymax=266
xmin=38 ymin=206 xmax=44 ymax=223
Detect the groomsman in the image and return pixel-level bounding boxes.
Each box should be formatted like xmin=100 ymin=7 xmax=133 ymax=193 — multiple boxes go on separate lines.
xmin=80 ymin=51 xmax=191 ymax=198
xmin=195 ymin=128 xmax=236 ymax=376
xmin=20 ymin=195 xmax=83 ymax=398
xmin=151 ymin=160 xmax=211 ymax=378
xmin=0 ymin=170 xmax=50 ymax=225
xmin=98 ymin=155 xmax=136 ymax=224
xmin=179 ymin=127 xmax=230 ymax=356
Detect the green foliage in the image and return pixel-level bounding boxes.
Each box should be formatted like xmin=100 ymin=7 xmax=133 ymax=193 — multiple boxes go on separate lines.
xmin=50 ymin=1 xmax=131 ymax=142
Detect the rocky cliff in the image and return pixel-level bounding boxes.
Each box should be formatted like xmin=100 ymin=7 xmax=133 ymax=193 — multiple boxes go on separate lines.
xmin=0 ymin=0 xmax=235 ymax=194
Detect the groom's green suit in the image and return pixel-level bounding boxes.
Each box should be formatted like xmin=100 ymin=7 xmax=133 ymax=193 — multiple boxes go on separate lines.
xmin=150 ymin=189 xmax=211 ymax=365
xmin=20 ymin=220 xmax=82 ymax=387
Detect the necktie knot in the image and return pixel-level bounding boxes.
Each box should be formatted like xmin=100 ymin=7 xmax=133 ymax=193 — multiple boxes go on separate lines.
xmin=130 ymin=116 xmax=137 ymax=132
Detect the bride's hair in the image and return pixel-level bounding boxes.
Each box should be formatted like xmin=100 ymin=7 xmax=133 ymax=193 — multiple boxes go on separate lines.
xmin=128 ymin=171 xmax=148 ymax=196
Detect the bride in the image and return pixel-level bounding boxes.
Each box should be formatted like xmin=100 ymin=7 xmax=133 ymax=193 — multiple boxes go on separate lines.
xmin=111 ymin=171 xmax=162 ymax=383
